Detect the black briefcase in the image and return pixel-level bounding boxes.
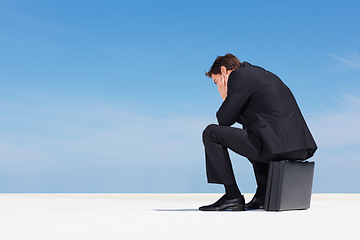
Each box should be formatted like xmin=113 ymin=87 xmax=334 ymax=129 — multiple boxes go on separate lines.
xmin=264 ymin=160 xmax=315 ymax=211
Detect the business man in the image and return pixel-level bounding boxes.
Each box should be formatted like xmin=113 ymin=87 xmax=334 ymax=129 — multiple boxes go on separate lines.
xmin=199 ymin=54 xmax=317 ymax=211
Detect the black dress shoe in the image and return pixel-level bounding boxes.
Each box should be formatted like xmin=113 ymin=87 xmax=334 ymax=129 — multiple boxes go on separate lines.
xmin=245 ymin=197 xmax=265 ymax=209
xmin=199 ymin=194 xmax=245 ymax=211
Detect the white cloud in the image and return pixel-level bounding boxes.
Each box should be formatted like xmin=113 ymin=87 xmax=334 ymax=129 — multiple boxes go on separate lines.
xmin=307 ymin=93 xmax=360 ymax=148
xmin=0 ymin=95 xmax=213 ymax=167
xmin=328 ymin=53 xmax=360 ymax=70
xmin=0 ymin=94 xmax=217 ymax=192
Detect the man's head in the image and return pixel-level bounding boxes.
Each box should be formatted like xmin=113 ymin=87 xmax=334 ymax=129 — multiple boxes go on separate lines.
xmin=205 ymin=53 xmax=241 ymax=79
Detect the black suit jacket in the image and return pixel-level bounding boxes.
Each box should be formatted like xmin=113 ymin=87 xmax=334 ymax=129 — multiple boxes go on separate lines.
xmin=216 ymin=62 xmax=317 ymax=163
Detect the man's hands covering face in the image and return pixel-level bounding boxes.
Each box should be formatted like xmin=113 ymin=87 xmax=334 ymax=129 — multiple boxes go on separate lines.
xmin=217 ymin=74 xmax=228 ymax=101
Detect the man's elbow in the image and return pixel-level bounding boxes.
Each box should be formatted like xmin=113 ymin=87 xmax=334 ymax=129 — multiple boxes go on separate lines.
xmin=216 ymin=112 xmax=234 ymax=126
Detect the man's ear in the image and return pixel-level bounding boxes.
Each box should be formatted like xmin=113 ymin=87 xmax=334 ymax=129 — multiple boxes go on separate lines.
xmin=220 ymin=66 xmax=227 ymax=75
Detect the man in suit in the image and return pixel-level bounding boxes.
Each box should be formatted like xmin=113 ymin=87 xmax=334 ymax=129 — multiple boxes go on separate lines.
xmin=199 ymin=54 xmax=317 ymax=211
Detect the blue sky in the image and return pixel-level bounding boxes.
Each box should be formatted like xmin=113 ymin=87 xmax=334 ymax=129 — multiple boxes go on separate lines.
xmin=1 ymin=0 xmax=359 ymax=193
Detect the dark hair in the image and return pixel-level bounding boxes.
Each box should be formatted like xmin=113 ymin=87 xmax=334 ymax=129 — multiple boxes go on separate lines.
xmin=205 ymin=53 xmax=241 ymax=77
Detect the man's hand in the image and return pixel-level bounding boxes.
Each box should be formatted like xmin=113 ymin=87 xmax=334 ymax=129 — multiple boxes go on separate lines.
xmin=217 ymin=74 xmax=227 ymax=101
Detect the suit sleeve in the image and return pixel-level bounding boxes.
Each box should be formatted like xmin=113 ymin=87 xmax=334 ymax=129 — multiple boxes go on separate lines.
xmin=216 ymin=72 xmax=252 ymax=126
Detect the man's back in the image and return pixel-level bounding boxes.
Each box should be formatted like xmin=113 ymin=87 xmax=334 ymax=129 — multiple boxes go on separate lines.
xmin=235 ymin=62 xmax=302 ymax=121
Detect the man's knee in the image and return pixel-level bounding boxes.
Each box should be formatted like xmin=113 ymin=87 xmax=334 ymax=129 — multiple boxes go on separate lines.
xmin=202 ymin=124 xmax=218 ymax=142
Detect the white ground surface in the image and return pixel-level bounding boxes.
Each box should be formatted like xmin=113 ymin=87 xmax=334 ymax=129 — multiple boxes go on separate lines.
xmin=0 ymin=194 xmax=359 ymax=240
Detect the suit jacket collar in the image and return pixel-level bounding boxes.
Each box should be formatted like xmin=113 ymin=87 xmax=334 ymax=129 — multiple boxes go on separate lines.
xmin=240 ymin=61 xmax=251 ymax=67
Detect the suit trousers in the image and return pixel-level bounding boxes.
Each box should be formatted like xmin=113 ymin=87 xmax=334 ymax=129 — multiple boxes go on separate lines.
xmin=202 ymin=124 xmax=269 ymax=196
